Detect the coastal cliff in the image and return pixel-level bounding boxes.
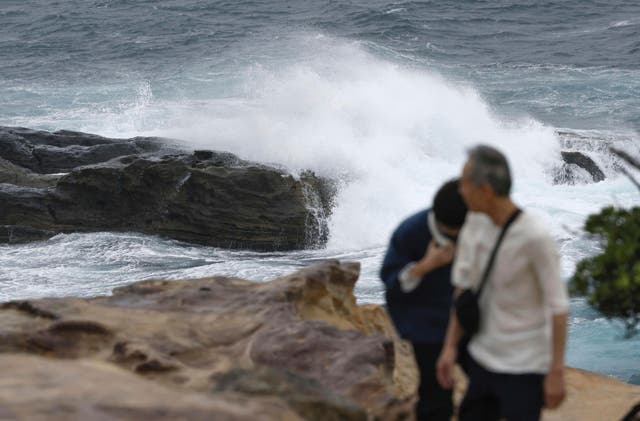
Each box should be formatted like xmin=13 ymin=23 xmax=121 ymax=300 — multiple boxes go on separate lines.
xmin=0 ymin=261 xmax=637 ymax=420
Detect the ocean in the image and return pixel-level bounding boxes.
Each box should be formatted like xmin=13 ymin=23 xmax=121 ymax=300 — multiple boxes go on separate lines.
xmin=0 ymin=0 xmax=639 ymax=383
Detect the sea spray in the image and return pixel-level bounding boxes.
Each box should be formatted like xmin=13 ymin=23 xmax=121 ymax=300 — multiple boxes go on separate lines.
xmin=1 ymin=12 xmax=640 ymax=384
xmin=142 ymin=37 xmax=564 ymax=249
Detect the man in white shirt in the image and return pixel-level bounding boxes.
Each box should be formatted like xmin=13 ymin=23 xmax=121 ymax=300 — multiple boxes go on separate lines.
xmin=436 ymin=145 xmax=569 ymax=420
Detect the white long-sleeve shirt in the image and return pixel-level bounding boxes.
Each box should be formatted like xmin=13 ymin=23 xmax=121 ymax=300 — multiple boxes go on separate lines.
xmin=453 ymin=211 xmax=569 ymax=374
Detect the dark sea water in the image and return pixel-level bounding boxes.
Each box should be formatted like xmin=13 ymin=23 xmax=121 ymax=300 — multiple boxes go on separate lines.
xmin=1 ymin=0 xmax=639 ymax=382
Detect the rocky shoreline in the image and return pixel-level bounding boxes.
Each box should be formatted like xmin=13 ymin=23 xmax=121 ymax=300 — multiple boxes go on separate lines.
xmin=0 ymin=126 xmax=335 ymax=250
xmin=0 ymin=125 xmax=616 ymax=251
xmin=2 ymin=126 xmax=635 ymax=419
xmin=0 ymin=261 xmax=637 ymax=420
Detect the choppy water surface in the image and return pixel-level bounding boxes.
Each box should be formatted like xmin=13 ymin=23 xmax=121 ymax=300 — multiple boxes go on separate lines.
xmin=1 ymin=0 xmax=639 ymax=382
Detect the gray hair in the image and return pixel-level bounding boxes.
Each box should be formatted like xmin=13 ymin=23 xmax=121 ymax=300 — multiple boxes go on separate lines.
xmin=467 ymin=145 xmax=512 ymax=196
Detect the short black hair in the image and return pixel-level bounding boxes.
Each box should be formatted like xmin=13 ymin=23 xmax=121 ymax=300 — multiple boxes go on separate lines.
xmin=433 ymin=178 xmax=467 ymax=228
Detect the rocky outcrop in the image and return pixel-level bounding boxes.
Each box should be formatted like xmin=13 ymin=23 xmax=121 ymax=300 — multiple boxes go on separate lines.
xmin=0 ymin=126 xmax=174 ymax=173
xmin=557 ymin=151 xmax=606 ymax=183
xmin=0 ymin=157 xmax=61 ymax=187
xmin=0 ymin=261 xmax=413 ymax=420
xmin=0 ymin=355 xmax=307 ymax=421
xmin=551 ymin=130 xmax=639 ymax=185
xmin=0 ymin=126 xmax=335 ymax=250
xmin=0 ymin=261 xmax=638 ymax=420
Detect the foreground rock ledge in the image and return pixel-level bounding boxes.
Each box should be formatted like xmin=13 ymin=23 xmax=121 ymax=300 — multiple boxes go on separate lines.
xmin=0 ymin=261 xmax=637 ymax=420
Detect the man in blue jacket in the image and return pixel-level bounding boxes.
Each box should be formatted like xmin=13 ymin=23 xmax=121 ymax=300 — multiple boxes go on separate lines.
xmin=380 ymin=179 xmax=467 ymax=421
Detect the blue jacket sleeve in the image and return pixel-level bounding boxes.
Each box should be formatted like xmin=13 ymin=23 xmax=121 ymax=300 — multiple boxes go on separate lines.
xmin=380 ymin=225 xmax=414 ymax=292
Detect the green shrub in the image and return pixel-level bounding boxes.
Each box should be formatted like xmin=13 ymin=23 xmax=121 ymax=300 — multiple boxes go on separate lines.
xmin=570 ymin=206 xmax=640 ymax=338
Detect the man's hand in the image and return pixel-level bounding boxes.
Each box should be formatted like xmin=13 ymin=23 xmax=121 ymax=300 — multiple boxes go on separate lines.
xmin=544 ymin=367 xmax=566 ymax=409
xmin=424 ymin=240 xmax=455 ymax=268
xmin=436 ymin=344 xmax=457 ymax=390
xmin=410 ymin=241 xmax=455 ymax=279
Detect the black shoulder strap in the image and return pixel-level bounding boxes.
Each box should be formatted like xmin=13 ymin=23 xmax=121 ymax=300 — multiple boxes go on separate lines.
xmin=476 ymin=209 xmax=522 ymax=296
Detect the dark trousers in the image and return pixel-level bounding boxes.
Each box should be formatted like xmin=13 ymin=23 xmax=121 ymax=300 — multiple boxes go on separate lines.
xmin=411 ymin=342 xmax=453 ymax=421
xmin=459 ymin=355 xmax=544 ymax=421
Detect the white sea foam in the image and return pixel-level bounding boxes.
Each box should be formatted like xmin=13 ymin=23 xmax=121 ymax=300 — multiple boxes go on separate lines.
xmin=610 ymin=19 xmax=639 ymax=28
xmin=148 ymin=37 xmax=638 ymax=255
xmin=145 ymin=37 xmax=570 ymax=249
xmin=12 ymin=35 xmax=639 ymax=256
xmin=2 ymin=35 xmax=640 ymax=383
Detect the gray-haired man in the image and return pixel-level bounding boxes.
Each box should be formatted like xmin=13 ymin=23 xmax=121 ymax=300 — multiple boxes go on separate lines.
xmin=436 ymin=145 xmax=569 ymax=420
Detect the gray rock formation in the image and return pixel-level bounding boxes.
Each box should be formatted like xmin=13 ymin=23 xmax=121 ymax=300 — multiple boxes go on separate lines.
xmin=554 ymin=150 xmax=606 ymax=184
xmin=0 ymin=126 xmax=335 ymax=250
xmin=551 ymin=130 xmax=639 ymax=185
xmin=0 ymin=126 xmax=173 ymax=173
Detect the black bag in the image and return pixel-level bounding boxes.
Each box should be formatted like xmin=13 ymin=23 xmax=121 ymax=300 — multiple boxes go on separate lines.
xmin=455 ymin=209 xmax=521 ymax=337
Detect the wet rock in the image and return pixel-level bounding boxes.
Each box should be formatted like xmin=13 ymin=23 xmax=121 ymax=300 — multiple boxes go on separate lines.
xmin=46 ymin=154 xmax=331 ymax=250
xmin=551 ymin=130 xmax=640 ymax=185
xmin=0 ymin=157 xmax=61 ymax=188
xmin=0 ymin=184 xmax=57 ymax=244
xmin=551 ymin=150 xmax=607 ymax=185
xmin=0 ymin=126 xmax=173 ymax=173
xmin=0 ymin=225 xmax=57 ymax=244
xmin=560 ymin=151 xmax=605 ymax=182
xmin=0 ymin=126 xmax=335 ymax=250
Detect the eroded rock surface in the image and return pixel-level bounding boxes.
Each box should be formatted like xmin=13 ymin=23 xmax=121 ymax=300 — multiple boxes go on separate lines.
xmin=0 ymin=126 xmax=334 ymax=250
xmin=0 ymin=126 xmax=172 ymax=173
xmin=0 ymin=261 xmax=637 ymax=420
xmin=0 ymin=355 xmax=304 ymax=421
xmin=0 ymin=261 xmax=414 ymax=420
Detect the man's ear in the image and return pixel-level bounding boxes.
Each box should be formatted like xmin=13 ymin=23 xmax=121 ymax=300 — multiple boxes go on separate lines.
xmin=479 ymin=183 xmax=495 ymax=201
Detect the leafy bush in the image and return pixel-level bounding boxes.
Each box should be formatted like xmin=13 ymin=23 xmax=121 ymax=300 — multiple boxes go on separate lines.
xmin=570 ymin=206 xmax=640 ymax=338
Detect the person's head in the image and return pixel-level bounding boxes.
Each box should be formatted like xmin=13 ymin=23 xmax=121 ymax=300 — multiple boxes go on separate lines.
xmin=432 ymin=178 xmax=468 ymax=241
xmin=460 ymin=145 xmax=512 ymax=212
